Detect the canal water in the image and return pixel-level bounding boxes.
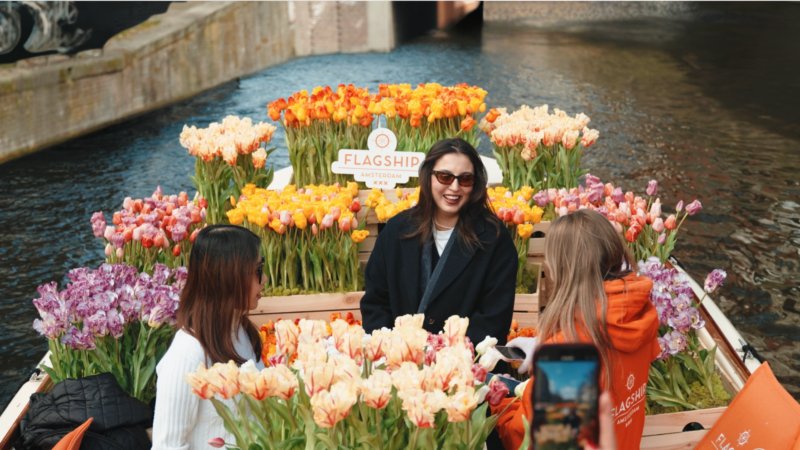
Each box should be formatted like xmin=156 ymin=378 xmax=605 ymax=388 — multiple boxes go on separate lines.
xmin=1 ymin=4 xmax=798 ymax=408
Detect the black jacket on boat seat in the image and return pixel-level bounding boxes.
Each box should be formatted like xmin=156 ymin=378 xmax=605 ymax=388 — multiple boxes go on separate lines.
xmin=17 ymin=372 xmax=152 ymax=450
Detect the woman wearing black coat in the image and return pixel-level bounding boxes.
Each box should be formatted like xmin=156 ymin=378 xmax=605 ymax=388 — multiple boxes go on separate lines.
xmin=360 ymin=138 xmax=518 ymax=346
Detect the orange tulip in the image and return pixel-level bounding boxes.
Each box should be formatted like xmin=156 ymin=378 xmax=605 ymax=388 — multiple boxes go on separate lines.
xmin=460 ymin=115 xmax=476 ymax=131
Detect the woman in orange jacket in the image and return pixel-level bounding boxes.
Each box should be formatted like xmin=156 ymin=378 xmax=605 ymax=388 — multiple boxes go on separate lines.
xmin=492 ymin=209 xmax=661 ymax=450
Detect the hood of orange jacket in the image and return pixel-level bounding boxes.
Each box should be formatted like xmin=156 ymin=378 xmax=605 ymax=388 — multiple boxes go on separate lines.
xmin=604 ymin=274 xmax=660 ymax=355
xmin=492 ymin=273 xmax=660 ymax=450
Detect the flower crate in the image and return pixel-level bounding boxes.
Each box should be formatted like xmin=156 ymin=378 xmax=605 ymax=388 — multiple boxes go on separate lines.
xmin=249 ymin=267 xmax=541 ymax=329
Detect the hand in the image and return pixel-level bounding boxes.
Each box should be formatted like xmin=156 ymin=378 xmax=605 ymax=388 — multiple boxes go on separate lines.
xmin=505 ymin=336 xmax=537 ymax=374
xmin=599 ymin=391 xmax=618 ymax=450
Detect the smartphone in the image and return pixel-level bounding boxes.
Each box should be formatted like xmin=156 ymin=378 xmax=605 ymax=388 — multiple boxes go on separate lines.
xmin=487 ymin=373 xmax=521 ymax=393
xmin=495 ymin=345 xmax=527 ymax=360
xmin=531 ymin=344 xmax=600 ymax=450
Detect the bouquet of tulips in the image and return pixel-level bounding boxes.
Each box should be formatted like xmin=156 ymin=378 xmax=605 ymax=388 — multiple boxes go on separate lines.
xmin=487 ymin=186 xmax=544 ymax=292
xmin=532 ymin=175 xmax=703 ymax=263
xmin=227 ymin=183 xmax=368 ymax=294
xmin=268 ymin=85 xmax=374 ymax=186
xmin=91 ymin=187 xmax=205 ymax=273
xmin=187 ymin=315 xmax=515 ymax=450
xmin=371 ymin=83 xmax=487 ymax=156
xmin=481 ymin=105 xmax=599 ymax=191
xmin=640 ymin=258 xmax=731 ymax=413
xmin=180 ymin=115 xmax=277 ymax=223
xmin=31 ymin=263 xmax=185 ymax=403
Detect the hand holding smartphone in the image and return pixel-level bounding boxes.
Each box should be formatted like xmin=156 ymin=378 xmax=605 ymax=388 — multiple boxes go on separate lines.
xmin=494 ymin=345 xmax=527 ymax=360
xmin=532 ymin=344 xmax=600 ymax=450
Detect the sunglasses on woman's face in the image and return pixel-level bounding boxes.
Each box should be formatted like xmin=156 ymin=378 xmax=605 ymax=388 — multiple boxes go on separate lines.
xmin=256 ymin=256 xmax=265 ymax=280
xmin=432 ymin=170 xmax=475 ymax=187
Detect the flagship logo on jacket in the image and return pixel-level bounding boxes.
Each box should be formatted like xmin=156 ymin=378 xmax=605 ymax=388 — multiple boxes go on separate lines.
xmin=611 ymin=372 xmax=647 ymax=428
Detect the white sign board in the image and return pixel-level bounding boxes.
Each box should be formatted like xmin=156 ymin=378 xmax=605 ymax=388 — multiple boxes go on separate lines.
xmin=331 ymin=128 xmax=425 ymax=189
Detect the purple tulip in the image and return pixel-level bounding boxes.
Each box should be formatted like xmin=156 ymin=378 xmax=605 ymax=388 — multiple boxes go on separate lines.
xmin=646 ymin=180 xmax=658 ymax=196
xmin=675 ymin=200 xmax=684 ymax=213
xmin=685 ymin=199 xmax=702 ymax=215
xmin=32 ymin=263 xmax=185 ymax=348
xmin=703 ymin=269 xmax=727 ymax=294
xmin=90 ymin=212 xmax=107 ymax=238
xmin=611 ymin=187 xmax=625 ymax=204
xmin=533 ymin=190 xmax=550 ymax=207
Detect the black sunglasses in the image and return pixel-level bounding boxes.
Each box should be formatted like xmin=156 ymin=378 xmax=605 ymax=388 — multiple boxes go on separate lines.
xmin=256 ymin=256 xmax=265 ymax=280
xmin=432 ymin=170 xmax=475 ymax=187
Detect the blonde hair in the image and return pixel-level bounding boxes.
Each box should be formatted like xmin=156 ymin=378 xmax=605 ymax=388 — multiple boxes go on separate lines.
xmin=539 ymin=209 xmax=635 ymax=387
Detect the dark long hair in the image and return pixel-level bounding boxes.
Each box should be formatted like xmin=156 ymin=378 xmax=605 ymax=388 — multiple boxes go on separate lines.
xmin=177 ymin=224 xmax=262 ymax=364
xmin=407 ymin=138 xmax=500 ymax=249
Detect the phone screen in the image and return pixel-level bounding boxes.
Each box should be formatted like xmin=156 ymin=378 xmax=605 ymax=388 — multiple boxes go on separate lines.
xmin=532 ymin=344 xmax=600 ymax=450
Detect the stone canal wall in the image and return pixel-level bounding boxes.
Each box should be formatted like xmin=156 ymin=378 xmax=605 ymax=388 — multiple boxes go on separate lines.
xmin=483 ymin=1 xmax=692 ymax=24
xmin=0 ymin=1 xmax=395 ymax=163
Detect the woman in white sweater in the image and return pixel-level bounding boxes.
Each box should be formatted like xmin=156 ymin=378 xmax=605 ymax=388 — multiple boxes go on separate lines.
xmin=152 ymin=225 xmax=265 ymax=449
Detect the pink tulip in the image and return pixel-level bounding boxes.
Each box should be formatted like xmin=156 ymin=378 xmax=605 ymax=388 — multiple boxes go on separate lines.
xmin=649 ymin=199 xmax=662 ymax=219
xmin=208 ymin=437 xmax=226 ymax=448
xmin=685 ymin=200 xmax=702 ymax=215
xmin=652 ymin=217 xmax=665 ymax=233
xmin=279 ymin=210 xmax=291 ymax=226
xmin=338 ymin=216 xmax=351 ymax=232
xmin=675 ymin=200 xmax=684 ymax=213
xmin=104 ymin=225 xmax=116 ymax=241
xmin=321 ymin=214 xmax=334 ymax=229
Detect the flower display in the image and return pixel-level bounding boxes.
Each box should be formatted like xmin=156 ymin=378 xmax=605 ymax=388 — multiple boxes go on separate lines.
xmin=532 ymin=175 xmax=703 ymax=262
xmin=268 ymin=85 xmax=374 ymax=186
xmin=372 ymin=83 xmax=488 ymax=156
xmin=480 ymin=104 xmax=599 ymax=191
xmin=226 ymin=183 xmax=368 ymax=294
xmin=487 ymin=186 xmax=544 ymax=292
xmin=91 ymin=186 xmax=205 ymax=273
xmin=188 ymin=315 xmax=505 ymax=450
xmin=639 ymin=258 xmax=731 ymax=412
xmin=180 ymin=115 xmax=276 ymax=223
xmin=259 ymin=312 xmax=362 ymax=366
xmin=31 ymin=263 xmax=186 ymax=403
xmin=364 ymin=187 xmax=420 ymax=222
xmin=506 ymin=319 xmax=537 ymax=342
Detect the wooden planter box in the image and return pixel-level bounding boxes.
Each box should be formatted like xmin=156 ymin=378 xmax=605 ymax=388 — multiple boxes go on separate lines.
xmin=250 ymin=265 xmax=542 ymax=328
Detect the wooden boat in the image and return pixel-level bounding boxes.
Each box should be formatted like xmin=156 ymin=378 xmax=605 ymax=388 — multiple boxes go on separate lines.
xmin=0 ymin=157 xmax=762 ymax=449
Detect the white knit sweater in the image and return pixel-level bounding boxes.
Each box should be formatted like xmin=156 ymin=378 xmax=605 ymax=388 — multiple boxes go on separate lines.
xmin=151 ymin=327 xmax=261 ymax=450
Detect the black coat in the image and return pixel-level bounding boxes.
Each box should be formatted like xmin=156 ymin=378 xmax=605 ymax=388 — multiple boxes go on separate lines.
xmin=360 ymin=210 xmax=518 ymax=345
xmin=18 ymin=373 xmax=153 ymax=450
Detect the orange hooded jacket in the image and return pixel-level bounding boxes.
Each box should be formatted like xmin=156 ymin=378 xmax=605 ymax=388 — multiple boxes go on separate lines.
xmin=492 ymin=274 xmax=660 ymax=450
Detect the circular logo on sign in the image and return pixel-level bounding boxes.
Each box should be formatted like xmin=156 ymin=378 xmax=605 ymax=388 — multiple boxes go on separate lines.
xmin=626 ymin=374 xmax=635 ymax=391
xmin=367 ymin=127 xmax=397 ymax=152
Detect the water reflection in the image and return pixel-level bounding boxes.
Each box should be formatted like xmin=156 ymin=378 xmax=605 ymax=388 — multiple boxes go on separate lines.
xmin=0 ymin=6 xmax=798 ymax=407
